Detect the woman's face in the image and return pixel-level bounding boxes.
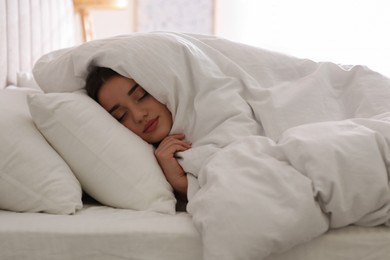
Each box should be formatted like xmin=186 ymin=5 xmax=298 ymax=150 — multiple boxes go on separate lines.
xmin=98 ymin=75 xmax=172 ymax=144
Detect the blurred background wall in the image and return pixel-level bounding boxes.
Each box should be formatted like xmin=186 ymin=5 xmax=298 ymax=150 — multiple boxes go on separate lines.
xmin=74 ymin=0 xmax=390 ymax=77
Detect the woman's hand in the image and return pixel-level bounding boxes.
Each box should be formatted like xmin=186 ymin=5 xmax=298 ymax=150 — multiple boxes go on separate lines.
xmin=154 ymin=133 xmax=191 ymax=197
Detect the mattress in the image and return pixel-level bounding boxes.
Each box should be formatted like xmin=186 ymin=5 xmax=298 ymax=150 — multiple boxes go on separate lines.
xmin=269 ymin=225 xmax=390 ymax=260
xmin=1 ymin=202 xmax=389 ymax=260
xmin=0 ymin=202 xmax=202 ymax=260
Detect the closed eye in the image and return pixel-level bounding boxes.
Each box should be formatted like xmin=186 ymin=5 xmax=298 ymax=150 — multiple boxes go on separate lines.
xmin=138 ymin=91 xmax=150 ymax=101
xmin=117 ymin=112 xmax=127 ymax=122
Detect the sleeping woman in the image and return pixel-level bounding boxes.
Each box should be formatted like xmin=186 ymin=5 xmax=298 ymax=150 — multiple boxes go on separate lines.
xmin=85 ymin=67 xmax=189 ymax=199
xmin=34 ymin=32 xmax=390 ymax=260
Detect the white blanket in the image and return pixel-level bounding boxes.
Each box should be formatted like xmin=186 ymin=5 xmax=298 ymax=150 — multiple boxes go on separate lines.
xmin=33 ymin=32 xmax=390 ymax=260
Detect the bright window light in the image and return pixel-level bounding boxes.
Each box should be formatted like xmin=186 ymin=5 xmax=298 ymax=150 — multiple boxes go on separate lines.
xmin=216 ymin=0 xmax=390 ymax=77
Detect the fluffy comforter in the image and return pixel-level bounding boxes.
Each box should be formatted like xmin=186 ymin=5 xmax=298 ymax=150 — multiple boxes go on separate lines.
xmin=33 ymin=32 xmax=390 ymax=259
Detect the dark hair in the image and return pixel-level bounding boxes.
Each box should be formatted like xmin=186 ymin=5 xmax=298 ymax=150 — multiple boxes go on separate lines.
xmin=85 ymin=67 xmax=119 ymax=102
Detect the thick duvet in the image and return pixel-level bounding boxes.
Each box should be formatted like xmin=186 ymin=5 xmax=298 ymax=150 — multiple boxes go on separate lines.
xmin=33 ymin=32 xmax=390 ymax=260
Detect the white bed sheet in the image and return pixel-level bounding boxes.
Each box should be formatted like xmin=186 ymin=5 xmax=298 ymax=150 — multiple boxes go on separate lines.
xmin=268 ymin=225 xmax=390 ymax=260
xmin=1 ymin=203 xmax=389 ymax=260
xmin=0 ymin=204 xmax=201 ymax=260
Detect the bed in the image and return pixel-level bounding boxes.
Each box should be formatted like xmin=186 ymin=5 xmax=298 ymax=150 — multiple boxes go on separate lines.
xmin=1 ymin=1 xmax=390 ymax=260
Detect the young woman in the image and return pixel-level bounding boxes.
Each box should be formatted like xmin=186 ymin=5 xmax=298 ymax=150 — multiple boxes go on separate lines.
xmin=85 ymin=67 xmax=190 ymax=199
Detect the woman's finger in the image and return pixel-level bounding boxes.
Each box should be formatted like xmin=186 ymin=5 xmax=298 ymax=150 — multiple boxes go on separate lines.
xmin=158 ymin=135 xmax=191 ymax=150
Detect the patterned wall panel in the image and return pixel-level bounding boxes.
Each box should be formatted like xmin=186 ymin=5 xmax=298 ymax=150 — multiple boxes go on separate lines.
xmin=134 ymin=0 xmax=215 ymax=35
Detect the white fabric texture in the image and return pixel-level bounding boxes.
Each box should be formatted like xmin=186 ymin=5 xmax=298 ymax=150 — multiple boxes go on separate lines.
xmin=0 ymin=87 xmax=82 ymax=214
xmin=32 ymin=32 xmax=390 ymax=259
xmin=1 ymin=205 xmax=390 ymax=260
xmin=16 ymin=71 xmax=41 ymax=90
xmin=27 ymin=92 xmax=176 ymax=214
xmin=0 ymin=205 xmax=202 ymax=260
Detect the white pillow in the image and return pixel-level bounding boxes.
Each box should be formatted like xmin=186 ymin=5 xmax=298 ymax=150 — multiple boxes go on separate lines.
xmin=0 ymin=88 xmax=82 ymax=214
xmin=16 ymin=71 xmax=41 ymax=91
xmin=27 ymin=92 xmax=176 ymax=214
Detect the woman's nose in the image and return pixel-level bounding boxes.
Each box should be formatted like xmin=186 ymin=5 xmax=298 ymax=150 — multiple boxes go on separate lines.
xmin=131 ymin=107 xmax=148 ymax=123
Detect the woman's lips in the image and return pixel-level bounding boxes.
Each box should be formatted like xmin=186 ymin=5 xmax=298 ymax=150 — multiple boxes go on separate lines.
xmin=143 ymin=117 xmax=159 ymax=133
